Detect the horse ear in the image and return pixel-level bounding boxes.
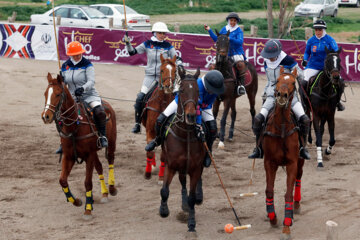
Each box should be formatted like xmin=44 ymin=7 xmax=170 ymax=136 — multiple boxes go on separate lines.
xmin=47 ymin=72 xmax=52 ymax=82
xmin=325 ymin=46 xmax=329 ymax=54
xmin=291 ymin=67 xmax=297 ymax=78
xmin=160 ymin=53 xmax=165 ymax=63
xmin=337 ymin=46 xmax=342 ymax=54
xmin=178 ymin=65 xmax=186 ymax=79
xmin=57 ymin=74 xmax=63 ymax=84
xmin=194 ymin=67 xmax=200 ymax=79
xmin=226 ymin=30 xmax=230 ymax=36
xmin=280 ymin=66 xmax=285 ymax=74
xmin=215 ymin=29 xmax=219 ymax=36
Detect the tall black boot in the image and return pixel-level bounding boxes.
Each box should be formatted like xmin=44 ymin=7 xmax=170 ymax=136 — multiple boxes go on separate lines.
xmin=298 ymin=114 xmax=310 ymax=160
xmin=203 ymin=120 xmax=217 ymax=168
xmin=233 ymin=63 xmax=246 ymax=96
xmin=145 ymin=113 xmax=167 ymax=152
xmin=93 ymin=105 xmax=108 ymax=148
xmin=248 ymin=113 xmax=265 ymax=159
xmin=299 ymin=80 xmax=309 ymax=112
xmin=336 ymin=80 xmax=345 ymax=111
xmin=132 ymin=92 xmax=145 ymax=133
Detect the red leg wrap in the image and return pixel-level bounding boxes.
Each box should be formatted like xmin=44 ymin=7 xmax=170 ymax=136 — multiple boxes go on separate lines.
xmin=158 ymin=162 xmax=165 ymax=177
xmin=284 ymin=201 xmax=294 ymax=226
xmin=145 ymin=158 xmax=153 ymax=173
xmin=152 ymin=153 xmax=156 ymax=166
xmin=268 ymin=212 xmax=276 ymax=220
xmin=266 ymin=198 xmax=276 ymax=220
xmin=294 ymin=179 xmax=301 ymax=202
xmin=284 ymin=217 xmax=292 ymax=226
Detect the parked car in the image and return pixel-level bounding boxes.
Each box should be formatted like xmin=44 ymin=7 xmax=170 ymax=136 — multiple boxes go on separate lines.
xmin=294 ymin=0 xmax=339 ymax=17
xmin=30 ymin=5 xmax=110 ymax=28
xmin=90 ymin=4 xmax=150 ymax=30
xmin=338 ymin=0 xmax=360 ymax=7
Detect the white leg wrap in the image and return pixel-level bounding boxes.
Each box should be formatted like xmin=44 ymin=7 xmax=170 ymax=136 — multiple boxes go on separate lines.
xmin=317 ymin=147 xmax=322 ymax=163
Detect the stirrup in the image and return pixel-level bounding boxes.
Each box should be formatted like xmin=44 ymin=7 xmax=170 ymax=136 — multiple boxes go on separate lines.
xmin=248 ymin=147 xmax=263 ymax=159
xmin=145 ymin=140 xmax=157 ymax=152
xmin=299 ymin=147 xmax=310 ymax=160
xmin=132 ymin=123 xmax=141 ymax=133
xmin=55 ymin=145 xmax=63 ymax=154
xmin=237 ymin=85 xmax=246 ymax=96
xmin=337 ymin=102 xmax=345 ymax=111
xmin=98 ymin=136 xmax=108 ymax=148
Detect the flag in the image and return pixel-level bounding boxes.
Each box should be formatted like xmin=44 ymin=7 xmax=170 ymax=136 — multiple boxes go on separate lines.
xmin=46 ymin=0 xmax=53 ymax=5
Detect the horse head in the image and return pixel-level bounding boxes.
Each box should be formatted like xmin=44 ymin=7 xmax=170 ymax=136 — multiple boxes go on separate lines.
xmin=159 ymin=54 xmax=177 ymax=94
xmin=42 ymin=73 xmax=65 ymax=124
xmin=324 ymin=46 xmax=342 ymax=85
xmin=215 ymin=29 xmax=230 ymax=62
xmin=177 ymin=67 xmax=200 ymax=125
xmin=275 ymin=67 xmax=297 ymax=108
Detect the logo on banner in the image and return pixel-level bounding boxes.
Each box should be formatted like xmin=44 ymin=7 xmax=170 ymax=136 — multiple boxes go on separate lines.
xmin=244 ymin=41 xmax=265 ymax=72
xmin=41 ymin=33 xmax=52 ymax=44
xmin=194 ymin=46 xmax=216 ymax=68
xmin=63 ymin=30 xmax=100 ymax=60
xmin=105 ymin=35 xmax=136 ymax=61
xmin=0 ymin=24 xmax=35 ymax=59
xmin=164 ymin=36 xmax=184 ymax=50
xmin=343 ymin=47 xmax=360 ymax=74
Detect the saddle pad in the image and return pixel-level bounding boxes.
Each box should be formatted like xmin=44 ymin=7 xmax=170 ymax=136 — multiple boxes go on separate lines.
xmin=244 ymin=69 xmax=252 ymax=86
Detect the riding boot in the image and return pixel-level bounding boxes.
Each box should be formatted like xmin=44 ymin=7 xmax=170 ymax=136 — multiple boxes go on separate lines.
xmin=336 ymin=80 xmax=345 ymax=111
xmin=299 ymin=80 xmax=309 ymax=112
xmin=55 ymin=144 xmax=62 ymax=154
xmin=233 ymin=63 xmax=246 ymax=96
xmin=248 ymin=113 xmax=265 ymax=159
xmin=132 ymin=92 xmax=146 ymax=133
xmin=93 ymin=105 xmax=108 ymax=148
xmin=298 ymin=114 xmax=310 ymax=160
xmin=203 ymin=120 xmax=217 ymax=168
xmin=145 ymin=113 xmax=167 ymax=152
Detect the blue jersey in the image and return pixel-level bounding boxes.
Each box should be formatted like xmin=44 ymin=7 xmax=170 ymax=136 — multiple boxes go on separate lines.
xmin=175 ymin=78 xmax=217 ymax=124
xmin=208 ymin=26 xmax=245 ymax=57
xmin=303 ymin=34 xmax=338 ymax=70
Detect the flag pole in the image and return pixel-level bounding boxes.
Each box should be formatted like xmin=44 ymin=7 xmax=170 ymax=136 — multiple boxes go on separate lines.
xmin=50 ymin=0 xmax=61 ymax=70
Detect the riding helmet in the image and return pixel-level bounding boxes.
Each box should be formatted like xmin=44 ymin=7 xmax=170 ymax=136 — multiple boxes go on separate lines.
xmin=313 ymin=19 xmax=327 ymax=29
xmin=226 ymin=12 xmax=241 ymax=23
xmin=260 ymin=39 xmax=282 ymax=59
xmin=204 ymin=70 xmax=225 ymax=95
xmin=66 ymin=41 xmax=86 ymax=56
xmin=152 ymin=22 xmax=170 ymax=33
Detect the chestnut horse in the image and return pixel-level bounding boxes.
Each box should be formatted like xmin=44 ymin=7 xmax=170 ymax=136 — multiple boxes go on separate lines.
xmin=41 ymin=73 xmax=117 ymax=219
xmin=263 ymin=67 xmax=305 ymax=240
xmin=142 ymin=54 xmax=176 ymax=181
xmin=304 ymin=47 xmax=343 ymax=169
xmin=159 ymin=67 xmax=206 ymax=232
xmin=211 ymin=30 xmax=258 ymax=149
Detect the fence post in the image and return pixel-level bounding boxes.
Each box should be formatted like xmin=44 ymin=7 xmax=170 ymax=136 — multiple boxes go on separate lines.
xmin=109 ymin=18 xmax=114 ymax=29
xmin=8 ymin=11 xmax=17 ymax=23
xmin=305 ymin=27 xmax=312 ymax=41
xmin=56 ymin=15 xmax=61 ymax=25
xmin=174 ymin=22 xmax=180 ymax=32
xmin=250 ymin=25 xmax=258 ymax=37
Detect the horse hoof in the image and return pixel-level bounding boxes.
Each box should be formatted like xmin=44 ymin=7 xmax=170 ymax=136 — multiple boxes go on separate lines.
xmin=317 ymin=162 xmax=324 ymax=169
xmin=218 ymin=141 xmax=225 ymax=149
xmin=280 ymin=233 xmax=291 ymax=240
xmin=100 ymin=197 xmax=109 ymax=204
xmin=187 ymin=228 xmax=196 ymax=232
xmin=73 ymin=198 xmax=82 ymax=207
xmin=228 ymin=137 xmax=233 ymax=142
xmin=159 ymin=205 xmax=169 ymax=218
xmin=82 ymin=211 xmax=92 ymax=221
xmin=294 ymin=202 xmax=301 ymax=214
xmin=324 ymin=149 xmax=331 ymax=155
xmin=144 ymin=171 xmax=152 ymax=180
xmin=270 ymin=217 xmax=278 ymax=227
xmin=109 ymin=185 xmax=118 ymax=196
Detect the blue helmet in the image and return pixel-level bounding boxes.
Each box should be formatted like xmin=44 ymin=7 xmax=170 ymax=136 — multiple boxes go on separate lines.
xmin=261 ymin=39 xmax=282 ymax=59
xmin=204 ymin=70 xmax=225 ymax=95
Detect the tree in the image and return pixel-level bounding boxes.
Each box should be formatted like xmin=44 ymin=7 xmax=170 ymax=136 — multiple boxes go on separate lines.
xmin=267 ymin=0 xmax=274 ymax=38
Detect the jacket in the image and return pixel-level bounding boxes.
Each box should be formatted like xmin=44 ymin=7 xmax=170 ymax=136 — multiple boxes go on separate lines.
xmin=208 ymin=26 xmax=245 ymax=57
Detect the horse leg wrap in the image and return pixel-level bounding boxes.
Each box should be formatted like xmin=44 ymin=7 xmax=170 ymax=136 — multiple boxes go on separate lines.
xmin=294 ymin=180 xmax=301 ymax=202
xmin=85 ymin=190 xmax=94 ymax=211
xmin=266 ymin=198 xmax=276 ymax=220
xmin=283 ymin=202 xmax=294 ymax=226
xmin=317 ymin=147 xmax=322 ymax=162
xmin=146 ymin=157 xmax=154 ymax=173
xmin=99 ymin=174 xmax=108 ymax=194
xmin=62 ymin=187 xmax=75 ymax=203
xmin=108 ymin=164 xmax=115 ymax=186
xmin=159 ymin=161 xmax=165 ymax=177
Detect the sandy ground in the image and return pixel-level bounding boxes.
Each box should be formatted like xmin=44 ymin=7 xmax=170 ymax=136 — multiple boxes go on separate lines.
xmin=0 ymin=58 xmax=360 ymax=240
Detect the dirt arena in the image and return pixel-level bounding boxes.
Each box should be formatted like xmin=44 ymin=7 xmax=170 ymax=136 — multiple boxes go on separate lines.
xmin=0 ymin=58 xmax=359 ymax=240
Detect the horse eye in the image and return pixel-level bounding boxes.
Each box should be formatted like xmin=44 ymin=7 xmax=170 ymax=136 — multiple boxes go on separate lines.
xmin=277 ymin=92 xmax=280 ymax=97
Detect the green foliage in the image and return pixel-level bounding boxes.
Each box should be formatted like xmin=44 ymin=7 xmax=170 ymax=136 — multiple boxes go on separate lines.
xmin=0 ymin=5 xmax=49 ymax=21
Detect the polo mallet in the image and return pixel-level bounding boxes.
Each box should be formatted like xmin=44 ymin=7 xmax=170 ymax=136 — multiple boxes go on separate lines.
xmin=49 ymin=0 xmax=61 ymax=70
xmin=122 ymin=0 xmax=128 ymax=30
xmin=239 ymin=158 xmax=258 ymax=197
xmin=203 ymin=142 xmax=251 ymax=230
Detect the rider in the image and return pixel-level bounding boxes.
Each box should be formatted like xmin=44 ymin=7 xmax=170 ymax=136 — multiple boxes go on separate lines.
xmin=56 ymin=41 xmax=108 ymax=154
xmin=125 ymin=22 xmax=181 ymax=134
xmin=205 ymin=12 xmax=246 ymax=96
xmin=301 ymin=19 xmax=345 ymax=111
xmin=145 ymin=70 xmax=225 ymax=168
xmin=248 ymin=39 xmax=310 ymax=160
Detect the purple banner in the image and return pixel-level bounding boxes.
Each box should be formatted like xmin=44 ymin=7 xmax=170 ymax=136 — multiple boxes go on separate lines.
xmin=58 ymin=27 xmax=360 ymax=82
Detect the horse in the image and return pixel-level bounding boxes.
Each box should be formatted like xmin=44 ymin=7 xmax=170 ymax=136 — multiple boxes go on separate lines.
xmin=262 ymin=67 xmax=305 ymax=240
xmin=304 ymin=47 xmax=343 ymax=169
xmin=41 ymin=73 xmax=117 ymax=219
xmin=141 ymin=54 xmax=176 ymax=181
xmin=211 ymin=30 xmax=258 ymax=149
xmin=159 ymin=67 xmax=206 ymax=232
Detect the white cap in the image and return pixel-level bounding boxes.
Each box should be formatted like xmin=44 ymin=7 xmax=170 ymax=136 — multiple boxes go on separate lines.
xmin=152 ymin=22 xmax=170 ymax=33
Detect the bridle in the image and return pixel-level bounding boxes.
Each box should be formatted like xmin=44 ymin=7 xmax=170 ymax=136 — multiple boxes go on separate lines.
xmin=323 ymin=52 xmax=341 ymax=86
xmin=275 ymin=73 xmax=296 ymax=109
xmin=159 ymin=61 xmax=177 ymax=92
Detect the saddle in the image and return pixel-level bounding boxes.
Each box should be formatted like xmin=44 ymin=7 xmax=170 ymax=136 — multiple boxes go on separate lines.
xmin=141 ymin=84 xmax=159 ymax=120
xmin=262 ymin=107 xmax=299 ymax=138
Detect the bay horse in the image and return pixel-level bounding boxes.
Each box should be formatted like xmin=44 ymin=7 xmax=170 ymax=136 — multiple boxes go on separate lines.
xmin=304 ymin=47 xmax=343 ymax=169
xmin=141 ymin=54 xmax=176 ymax=181
xmin=41 ymin=73 xmax=117 ymax=219
xmin=211 ymin=30 xmax=258 ymax=149
xmin=263 ymin=67 xmax=305 ymax=240
xmin=159 ymin=67 xmax=206 ymax=232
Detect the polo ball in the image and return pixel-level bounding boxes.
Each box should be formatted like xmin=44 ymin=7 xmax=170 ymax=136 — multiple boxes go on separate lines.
xmin=224 ymin=223 xmax=234 ymax=233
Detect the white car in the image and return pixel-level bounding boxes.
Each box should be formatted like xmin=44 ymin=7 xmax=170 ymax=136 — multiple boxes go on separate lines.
xmin=294 ymin=0 xmax=339 ymax=18
xmin=30 ymin=5 xmax=110 ymax=28
xmin=90 ymin=4 xmax=151 ymax=30
xmin=338 ymin=0 xmax=360 ymax=7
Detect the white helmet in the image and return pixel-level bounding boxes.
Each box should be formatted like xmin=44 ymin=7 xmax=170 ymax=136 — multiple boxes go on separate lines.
xmin=152 ymin=22 xmax=170 ymax=33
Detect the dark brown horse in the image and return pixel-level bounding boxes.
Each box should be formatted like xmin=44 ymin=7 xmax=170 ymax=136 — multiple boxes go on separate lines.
xmin=42 ymin=73 xmax=117 ymax=219
xmin=211 ymin=30 xmax=258 ymax=149
xmin=263 ymin=67 xmax=305 ymax=240
xmin=304 ymin=47 xmax=343 ymax=169
xmin=141 ymin=54 xmax=176 ymax=181
xmin=159 ymin=67 xmax=205 ymax=232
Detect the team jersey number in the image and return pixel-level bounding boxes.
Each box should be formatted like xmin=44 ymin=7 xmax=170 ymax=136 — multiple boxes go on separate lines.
xmin=312 ymin=46 xmax=317 ymax=52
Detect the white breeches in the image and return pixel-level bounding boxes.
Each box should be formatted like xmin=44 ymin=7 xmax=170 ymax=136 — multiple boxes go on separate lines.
xmin=304 ymin=68 xmax=320 ymax=82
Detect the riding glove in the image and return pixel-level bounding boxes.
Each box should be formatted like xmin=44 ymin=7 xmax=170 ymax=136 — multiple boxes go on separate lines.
xmin=124 ymin=31 xmax=130 ymax=44
xmin=75 ymin=87 xmax=84 ymax=96
xmin=301 ymin=60 xmax=308 ymax=67
xmin=195 ymin=124 xmax=206 ymax=142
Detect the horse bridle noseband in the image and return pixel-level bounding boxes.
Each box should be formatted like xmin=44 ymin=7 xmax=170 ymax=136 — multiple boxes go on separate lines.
xmin=159 ymin=62 xmax=177 ymax=91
